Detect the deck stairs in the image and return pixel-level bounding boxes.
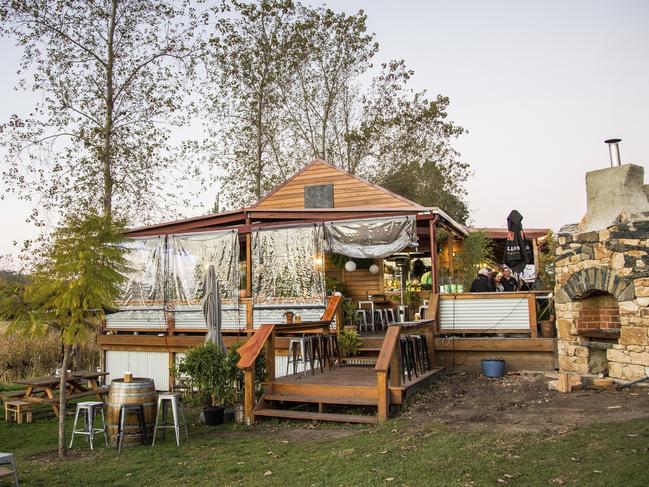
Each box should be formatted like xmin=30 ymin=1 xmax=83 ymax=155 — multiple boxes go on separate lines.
xmin=254 ymin=346 xmax=445 ymax=424
xmin=255 ymin=369 xmax=381 ymax=424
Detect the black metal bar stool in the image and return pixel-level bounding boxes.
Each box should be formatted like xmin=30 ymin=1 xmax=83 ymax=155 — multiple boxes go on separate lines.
xmin=309 ymin=335 xmax=324 ymax=374
xmin=399 ymin=336 xmax=416 ymax=382
xmin=117 ymin=403 xmax=147 ymax=453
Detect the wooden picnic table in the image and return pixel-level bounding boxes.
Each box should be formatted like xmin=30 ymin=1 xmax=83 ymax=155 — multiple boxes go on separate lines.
xmin=12 ymin=371 xmax=110 ymax=417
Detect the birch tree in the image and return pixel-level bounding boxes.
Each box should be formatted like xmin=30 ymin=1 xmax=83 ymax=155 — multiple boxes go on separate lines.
xmin=0 ymin=0 xmax=207 ymax=223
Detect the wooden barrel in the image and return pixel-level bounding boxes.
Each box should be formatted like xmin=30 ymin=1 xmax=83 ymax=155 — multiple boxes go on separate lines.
xmin=106 ymin=378 xmax=157 ymax=447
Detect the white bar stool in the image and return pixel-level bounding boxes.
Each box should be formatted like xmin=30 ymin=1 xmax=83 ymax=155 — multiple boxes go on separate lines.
xmin=69 ymin=401 xmax=108 ymax=450
xmin=153 ymin=393 xmax=188 ymax=447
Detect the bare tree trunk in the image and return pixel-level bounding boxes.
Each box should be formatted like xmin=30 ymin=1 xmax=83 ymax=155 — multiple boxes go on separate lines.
xmin=102 ymin=0 xmax=117 ymax=218
xmin=58 ymin=344 xmax=72 ymax=459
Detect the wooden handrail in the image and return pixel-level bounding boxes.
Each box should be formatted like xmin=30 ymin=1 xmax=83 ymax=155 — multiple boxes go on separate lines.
xmin=374 ymin=326 xmax=401 ymax=373
xmin=237 ymin=323 xmax=275 ymax=369
xmin=374 ymin=319 xmax=437 ymax=422
xmin=320 ymin=294 xmax=342 ymax=322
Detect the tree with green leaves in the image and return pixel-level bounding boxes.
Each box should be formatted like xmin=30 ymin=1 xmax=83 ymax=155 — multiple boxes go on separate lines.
xmin=0 ymin=0 xmax=207 ymax=223
xmin=455 ymin=231 xmax=495 ymax=290
xmin=0 ymin=213 xmax=128 ymax=459
xmin=210 ymin=0 xmax=302 ymax=208
xmin=282 ymin=5 xmax=378 ymax=164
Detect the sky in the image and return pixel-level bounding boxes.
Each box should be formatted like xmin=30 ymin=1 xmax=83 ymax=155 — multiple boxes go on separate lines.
xmin=1 ymin=0 xmax=648 ymax=263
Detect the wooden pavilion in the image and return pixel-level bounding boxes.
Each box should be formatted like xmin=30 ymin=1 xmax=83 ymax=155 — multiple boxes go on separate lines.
xmin=97 ymin=159 xmax=554 ymax=424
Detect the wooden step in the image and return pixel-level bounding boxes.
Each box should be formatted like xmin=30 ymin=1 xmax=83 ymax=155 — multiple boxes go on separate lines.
xmin=254 ymin=408 xmax=378 ymax=424
xmin=264 ymin=392 xmax=377 ymax=406
xmin=269 ymin=382 xmax=377 ymax=402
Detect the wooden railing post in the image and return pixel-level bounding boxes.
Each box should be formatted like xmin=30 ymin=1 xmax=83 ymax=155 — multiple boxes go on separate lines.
xmin=244 ymin=366 xmax=255 ymax=425
xmin=245 ymin=298 xmax=253 ymax=335
xmin=528 ymin=294 xmax=538 ymax=338
xmin=389 ymin=340 xmax=401 ymax=388
xmin=375 ymin=325 xmax=401 ymax=422
xmin=237 ymin=323 xmax=276 ymax=426
xmin=265 ymin=331 xmax=275 ymax=381
xmin=377 ymin=370 xmax=389 ymax=422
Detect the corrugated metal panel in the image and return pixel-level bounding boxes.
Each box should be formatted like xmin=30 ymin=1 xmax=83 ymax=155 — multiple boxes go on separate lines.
xmin=106 ymin=309 xmax=166 ymax=330
xmin=174 ymin=305 xmax=242 ymax=330
xmin=105 ymin=351 xmax=169 ymax=391
xmin=439 ymin=297 xmax=530 ymax=331
xmin=253 ymin=304 xmax=326 ymax=326
xmin=274 ymin=354 xmax=308 ymax=378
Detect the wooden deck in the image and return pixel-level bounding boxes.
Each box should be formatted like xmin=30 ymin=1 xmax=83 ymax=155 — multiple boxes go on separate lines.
xmin=254 ymin=365 xmax=445 ymax=423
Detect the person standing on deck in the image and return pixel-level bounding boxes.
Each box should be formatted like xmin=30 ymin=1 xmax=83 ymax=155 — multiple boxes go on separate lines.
xmin=493 ymin=272 xmax=505 ymax=292
xmin=500 ymin=267 xmax=519 ymax=292
xmin=470 ymin=268 xmax=495 ymax=292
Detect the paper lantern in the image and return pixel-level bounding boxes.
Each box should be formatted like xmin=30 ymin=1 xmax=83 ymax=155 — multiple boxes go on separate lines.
xmin=369 ymin=264 xmax=380 ymax=275
xmin=344 ymin=260 xmax=357 ymax=272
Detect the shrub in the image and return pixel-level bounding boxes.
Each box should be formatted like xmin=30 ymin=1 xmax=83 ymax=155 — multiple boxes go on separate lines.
xmin=178 ymin=343 xmax=232 ymax=409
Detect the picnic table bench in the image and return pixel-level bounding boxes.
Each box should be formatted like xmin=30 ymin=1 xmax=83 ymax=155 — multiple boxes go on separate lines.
xmin=11 ymin=371 xmax=109 ymax=417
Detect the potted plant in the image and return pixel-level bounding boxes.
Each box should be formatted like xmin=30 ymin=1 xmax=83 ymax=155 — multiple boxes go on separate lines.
xmin=178 ymin=342 xmax=231 ymax=426
xmin=338 ymin=328 xmax=362 ymax=358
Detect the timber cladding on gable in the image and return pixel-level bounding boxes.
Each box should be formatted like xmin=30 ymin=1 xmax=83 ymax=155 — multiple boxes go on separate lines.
xmin=254 ymin=160 xmax=420 ymax=210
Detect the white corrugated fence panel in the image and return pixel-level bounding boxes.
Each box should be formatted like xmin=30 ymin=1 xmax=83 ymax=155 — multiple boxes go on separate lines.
xmin=106 ymin=309 xmax=166 ymax=330
xmin=274 ymin=354 xmax=308 ymax=378
xmin=105 ymin=351 xmax=169 ymax=391
xmin=439 ymin=297 xmax=530 ymax=331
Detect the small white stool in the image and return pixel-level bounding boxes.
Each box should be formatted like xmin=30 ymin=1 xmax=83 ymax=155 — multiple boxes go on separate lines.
xmin=152 ymin=393 xmax=188 ymax=447
xmin=287 ymin=337 xmax=309 ymax=375
xmin=69 ymin=401 xmax=108 ymax=450
xmin=0 ymin=453 xmax=19 ymax=486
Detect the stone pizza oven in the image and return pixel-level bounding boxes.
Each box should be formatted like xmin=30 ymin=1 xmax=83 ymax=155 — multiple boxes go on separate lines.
xmin=555 ymin=149 xmax=649 ymax=382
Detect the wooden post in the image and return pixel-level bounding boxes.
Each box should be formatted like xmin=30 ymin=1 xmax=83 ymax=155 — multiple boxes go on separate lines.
xmin=429 ymin=219 xmax=439 ymax=293
xmin=245 ymin=227 xmax=252 ymax=297
xmin=377 ymin=370 xmax=389 ymax=422
xmin=532 ymin=237 xmax=540 ymax=273
xmin=425 ymin=326 xmax=435 ymax=366
xmin=99 ymin=349 xmax=106 ymax=383
xmin=389 ymin=341 xmax=401 ymax=388
xmin=265 ymin=331 xmax=275 ymax=381
xmin=245 ymin=298 xmax=253 ymax=335
xmin=166 ymin=310 xmax=175 ymax=337
xmin=446 ymin=234 xmax=455 ymax=279
xmin=528 ymin=294 xmax=538 ymax=338
xmin=335 ymin=303 xmax=344 ymax=334
xmin=244 ymin=366 xmax=255 ymax=425
xmin=168 ymin=352 xmax=175 ymax=391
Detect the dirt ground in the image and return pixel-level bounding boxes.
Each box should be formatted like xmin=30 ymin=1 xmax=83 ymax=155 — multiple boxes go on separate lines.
xmin=407 ymin=371 xmax=649 ymax=434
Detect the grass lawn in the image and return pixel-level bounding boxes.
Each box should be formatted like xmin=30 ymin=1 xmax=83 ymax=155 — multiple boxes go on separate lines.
xmin=0 ymin=404 xmax=648 ymax=486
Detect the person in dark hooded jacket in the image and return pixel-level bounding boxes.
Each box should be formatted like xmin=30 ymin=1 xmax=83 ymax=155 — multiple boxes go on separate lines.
xmin=470 ymin=268 xmax=495 ymax=292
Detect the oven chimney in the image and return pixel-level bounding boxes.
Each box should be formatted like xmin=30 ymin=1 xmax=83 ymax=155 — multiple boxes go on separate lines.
xmin=604 ymin=138 xmax=622 ymax=167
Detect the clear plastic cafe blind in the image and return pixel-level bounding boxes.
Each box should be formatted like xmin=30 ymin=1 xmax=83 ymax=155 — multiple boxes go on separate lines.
xmin=167 ymin=230 xmax=240 ymax=306
xmin=252 ymin=225 xmax=326 ymax=305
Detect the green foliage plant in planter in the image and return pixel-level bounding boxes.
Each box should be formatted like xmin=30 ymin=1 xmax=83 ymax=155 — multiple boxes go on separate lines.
xmin=338 ymin=329 xmax=362 ymax=357
xmin=341 ymin=299 xmax=359 ymax=329
xmin=178 ymin=342 xmax=232 ymax=426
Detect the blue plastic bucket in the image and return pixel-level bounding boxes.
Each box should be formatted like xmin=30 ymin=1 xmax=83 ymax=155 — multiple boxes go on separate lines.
xmin=481 ymin=358 xmax=506 ymax=378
